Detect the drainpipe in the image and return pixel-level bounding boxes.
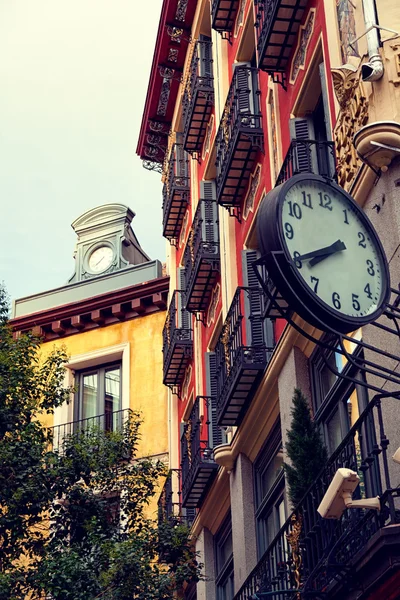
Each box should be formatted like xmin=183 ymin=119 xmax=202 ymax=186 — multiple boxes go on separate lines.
xmin=361 ymin=0 xmax=384 ymax=81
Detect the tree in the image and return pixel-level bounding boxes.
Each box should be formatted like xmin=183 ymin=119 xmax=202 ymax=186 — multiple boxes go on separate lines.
xmin=0 ymin=285 xmax=200 ymax=599
xmin=284 ymin=388 xmax=328 ymax=507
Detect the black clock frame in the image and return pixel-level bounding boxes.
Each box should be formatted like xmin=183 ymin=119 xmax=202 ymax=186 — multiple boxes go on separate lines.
xmin=256 ymin=173 xmax=391 ymax=333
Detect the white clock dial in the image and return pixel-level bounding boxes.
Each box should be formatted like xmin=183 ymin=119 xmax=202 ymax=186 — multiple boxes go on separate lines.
xmin=88 ymin=246 xmax=114 ymax=273
xmin=281 ymin=180 xmax=385 ymax=318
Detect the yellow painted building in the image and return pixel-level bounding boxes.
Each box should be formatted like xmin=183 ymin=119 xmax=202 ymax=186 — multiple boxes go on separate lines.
xmin=11 ymin=203 xmax=169 ymax=464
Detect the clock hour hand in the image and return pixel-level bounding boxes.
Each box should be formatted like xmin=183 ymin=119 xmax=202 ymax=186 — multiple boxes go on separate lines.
xmin=309 ymin=240 xmax=346 ymax=266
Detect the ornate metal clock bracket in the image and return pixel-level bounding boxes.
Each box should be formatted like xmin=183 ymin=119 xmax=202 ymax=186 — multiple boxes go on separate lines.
xmin=252 ymin=252 xmax=400 ymax=396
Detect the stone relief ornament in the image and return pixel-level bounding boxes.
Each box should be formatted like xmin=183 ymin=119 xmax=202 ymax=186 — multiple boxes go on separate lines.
xmin=331 ymin=64 xmax=369 ymax=188
xmin=207 ymin=283 xmax=220 ymax=327
xmin=175 ymin=0 xmax=189 ymax=22
xmin=157 ymin=78 xmax=172 ymax=117
xmin=202 ymin=114 xmax=214 ymax=160
xmin=290 ymin=9 xmax=315 ymax=84
xmin=243 ymin=164 xmax=261 ymax=220
xmin=182 ymin=364 xmax=192 ymax=400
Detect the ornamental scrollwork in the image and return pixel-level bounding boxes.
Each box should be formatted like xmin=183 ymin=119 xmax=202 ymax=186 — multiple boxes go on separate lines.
xmin=286 ymin=512 xmax=303 ymax=596
xmin=331 ymin=64 xmax=369 ymax=188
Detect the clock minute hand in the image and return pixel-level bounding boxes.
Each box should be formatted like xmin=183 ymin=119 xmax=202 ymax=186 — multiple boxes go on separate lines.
xmin=297 ymin=240 xmax=345 ymax=262
xmin=308 ymin=240 xmax=347 ymax=267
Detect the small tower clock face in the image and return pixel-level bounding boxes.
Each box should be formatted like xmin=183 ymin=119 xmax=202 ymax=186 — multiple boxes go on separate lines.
xmin=88 ymin=246 xmax=114 ymax=273
xmin=257 ymin=174 xmax=390 ymax=333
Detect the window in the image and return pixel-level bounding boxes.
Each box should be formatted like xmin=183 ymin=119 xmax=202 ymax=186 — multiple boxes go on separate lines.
xmin=254 ymin=422 xmax=286 ymax=557
xmin=215 ymin=514 xmax=234 ymax=600
xmin=74 ymin=362 xmax=122 ymax=431
xmin=310 ymin=344 xmax=369 ymax=455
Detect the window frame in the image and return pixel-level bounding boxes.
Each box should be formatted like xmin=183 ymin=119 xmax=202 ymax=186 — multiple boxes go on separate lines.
xmin=310 ymin=343 xmax=369 ymax=454
xmin=74 ymin=360 xmax=122 ymax=425
xmin=253 ymin=421 xmax=286 ymax=558
xmin=214 ymin=513 xmax=234 ymax=600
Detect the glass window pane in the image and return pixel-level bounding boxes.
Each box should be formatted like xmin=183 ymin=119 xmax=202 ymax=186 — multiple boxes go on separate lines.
xmin=327 ymin=408 xmax=342 ymax=452
xmin=261 ymin=447 xmax=284 ymax=498
xmin=217 ymin=530 xmax=232 ymax=572
xmin=105 ymin=368 xmax=120 ymax=429
xmin=82 ymin=374 xmax=97 ymax=421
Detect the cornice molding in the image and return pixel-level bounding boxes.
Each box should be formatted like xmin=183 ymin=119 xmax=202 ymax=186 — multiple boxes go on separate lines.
xmin=10 ymin=276 xmax=169 ymax=341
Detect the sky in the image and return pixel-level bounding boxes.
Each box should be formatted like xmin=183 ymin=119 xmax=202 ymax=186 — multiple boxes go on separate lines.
xmin=0 ymin=0 xmax=165 ymax=303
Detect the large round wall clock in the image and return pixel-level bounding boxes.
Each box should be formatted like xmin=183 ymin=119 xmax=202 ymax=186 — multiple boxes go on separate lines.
xmin=257 ymin=173 xmax=390 ymax=333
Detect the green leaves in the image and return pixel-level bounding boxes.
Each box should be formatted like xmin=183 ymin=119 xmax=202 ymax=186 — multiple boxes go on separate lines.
xmin=284 ymin=388 xmax=328 ymax=507
xmin=0 ymin=284 xmax=201 ymax=599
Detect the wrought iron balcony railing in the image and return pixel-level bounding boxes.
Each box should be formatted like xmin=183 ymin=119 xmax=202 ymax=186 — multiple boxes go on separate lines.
xmin=162 ymin=290 xmax=193 ymax=389
xmin=158 ymin=468 xmax=181 ymax=526
xmin=254 ymin=0 xmax=309 ymax=74
xmin=157 ymin=469 xmax=196 ymax=530
xmin=183 ymin=38 xmax=214 ymax=155
xmin=183 ymin=198 xmax=219 ymax=313
xmin=50 ymin=408 xmax=132 ymax=453
xmin=215 ymin=66 xmax=264 ymax=214
xmin=234 ymin=394 xmax=400 ymax=600
xmin=181 ymin=396 xmax=219 ymax=508
xmin=276 ymin=139 xmax=337 ymax=186
xmin=211 ymin=0 xmax=239 ymax=32
xmin=162 ymin=144 xmax=190 ymax=243
xmin=215 ymin=287 xmax=274 ymax=427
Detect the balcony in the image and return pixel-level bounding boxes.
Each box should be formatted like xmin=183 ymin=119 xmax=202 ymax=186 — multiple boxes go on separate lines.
xmin=162 ymin=290 xmax=193 ymax=389
xmin=50 ymin=408 xmax=132 ymax=452
xmin=181 ymin=396 xmax=219 ymax=508
xmin=215 ymin=66 xmax=264 ymax=214
xmin=211 ymin=0 xmax=239 ymax=32
xmin=162 ymin=144 xmax=190 ymax=244
xmin=183 ymin=198 xmax=219 ymax=313
xmin=158 ymin=469 xmax=181 ymax=526
xmin=183 ymin=38 xmax=214 ymax=155
xmin=234 ymin=395 xmax=400 ymax=600
xmin=158 ymin=469 xmax=196 ymax=531
xmin=254 ymin=0 xmax=308 ymax=74
xmin=215 ymin=287 xmax=274 ymax=427
xmin=276 ymin=139 xmax=337 ymax=186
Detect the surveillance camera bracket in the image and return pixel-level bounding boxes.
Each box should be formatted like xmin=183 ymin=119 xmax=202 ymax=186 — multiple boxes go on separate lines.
xmin=342 ymin=492 xmax=381 ymax=512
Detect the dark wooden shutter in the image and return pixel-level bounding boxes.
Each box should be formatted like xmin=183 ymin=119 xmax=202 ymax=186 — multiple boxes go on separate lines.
xmin=198 ymin=35 xmax=212 ymax=78
xmin=178 ymin=268 xmax=190 ymax=330
xmin=200 ymin=180 xmax=218 ymax=244
xmin=242 ymin=249 xmax=264 ymax=347
xmin=234 ymin=64 xmax=254 ymax=115
xmin=319 ymin=63 xmax=336 ymax=178
xmin=289 ymin=117 xmax=318 ymax=174
xmin=206 ymin=352 xmax=225 ymax=447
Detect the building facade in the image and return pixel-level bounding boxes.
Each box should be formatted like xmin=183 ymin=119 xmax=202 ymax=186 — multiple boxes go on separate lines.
xmin=11 ymin=203 xmax=169 ymax=469
xmin=138 ymin=0 xmax=400 ymax=598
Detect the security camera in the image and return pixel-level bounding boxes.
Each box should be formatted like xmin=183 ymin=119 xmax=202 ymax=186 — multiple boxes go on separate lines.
xmin=393 ymin=447 xmax=400 ymax=464
xmin=317 ymin=468 xmax=380 ymax=519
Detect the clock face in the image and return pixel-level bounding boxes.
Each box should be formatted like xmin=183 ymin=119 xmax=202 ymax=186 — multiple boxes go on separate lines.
xmin=88 ymin=245 xmax=114 ymax=273
xmin=257 ymin=174 xmax=390 ymax=333
xmin=280 ymin=179 xmax=387 ymax=319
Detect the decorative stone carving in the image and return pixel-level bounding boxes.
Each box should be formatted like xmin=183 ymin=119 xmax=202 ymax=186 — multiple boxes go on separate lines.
xmin=290 ymin=9 xmax=315 ymax=84
xmin=157 ymin=78 xmax=172 ymax=117
xmin=207 ymin=283 xmax=220 ymax=327
xmin=182 ymin=364 xmax=192 ymax=400
xmin=202 ymin=114 xmax=214 ymax=160
xmin=331 ymin=64 xmax=369 ymax=188
xmin=243 ymin=164 xmax=261 ymax=220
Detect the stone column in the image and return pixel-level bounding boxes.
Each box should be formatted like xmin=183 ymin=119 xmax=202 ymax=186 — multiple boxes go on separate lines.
xmin=230 ymin=452 xmax=258 ymax=592
xmin=196 ymin=527 xmax=216 ymax=600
